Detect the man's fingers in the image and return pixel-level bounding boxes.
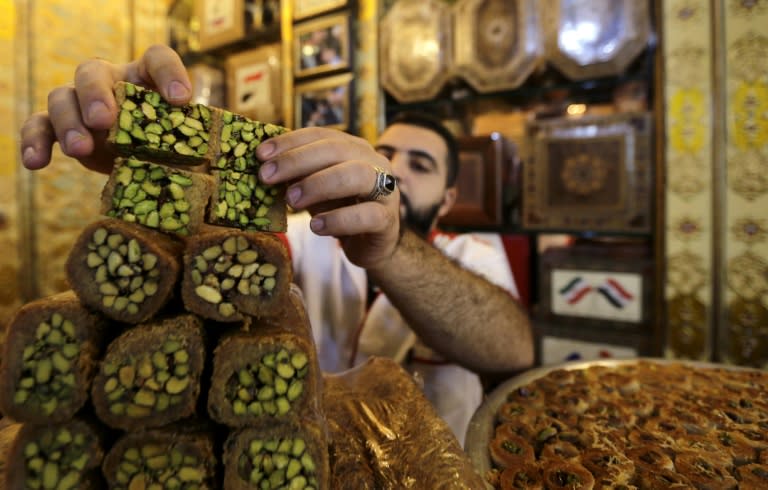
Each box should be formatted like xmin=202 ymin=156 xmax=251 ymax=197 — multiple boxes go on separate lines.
xmin=310 ymin=200 xmax=396 ymax=237
xmin=73 ymin=46 xmax=190 ymax=132
xmin=73 ymin=58 xmax=124 ymax=130
xmin=259 ymin=132 xmax=390 ymax=184
xmin=127 ymin=44 xmax=191 ymax=105
xmin=20 ymin=112 xmax=56 ymax=169
xmin=47 ymin=87 xmax=95 ymax=159
xmin=256 ymin=127 xmax=371 ymax=162
xmin=287 ymin=161 xmax=396 ymax=209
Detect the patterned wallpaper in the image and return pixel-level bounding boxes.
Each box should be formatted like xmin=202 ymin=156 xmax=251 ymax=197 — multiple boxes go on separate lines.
xmin=663 ymin=0 xmax=714 ymax=361
xmin=0 ymin=1 xmax=22 ymax=328
xmin=30 ymin=1 xmax=131 ymax=298
xmin=10 ymin=1 xmax=169 ymax=305
xmin=664 ymin=0 xmax=768 ymax=368
xmin=722 ymin=0 xmax=768 ymax=366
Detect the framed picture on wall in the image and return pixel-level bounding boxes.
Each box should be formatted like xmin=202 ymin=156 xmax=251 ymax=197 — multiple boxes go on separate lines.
xmin=225 ymin=44 xmax=283 ymax=123
xmin=294 ymin=73 xmax=353 ymax=131
xmin=293 ymin=13 xmax=351 ymax=79
xmin=293 ymin=0 xmax=348 ymax=21
xmin=195 ymin=0 xmax=246 ymax=51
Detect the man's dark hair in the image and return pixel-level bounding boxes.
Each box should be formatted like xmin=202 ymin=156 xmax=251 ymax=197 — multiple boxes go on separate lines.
xmin=388 ymin=111 xmax=459 ymax=187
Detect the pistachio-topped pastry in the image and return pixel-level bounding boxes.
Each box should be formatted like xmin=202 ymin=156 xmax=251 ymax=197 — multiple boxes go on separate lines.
xmin=208 ymin=326 xmax=321 ymax=427
xmin=223 ymin=420 xmax=329 ymax=490
xmin=109 ymin=81 xmax=217 ymax=166
xmin=0 ymin=291 xmax=105 ymax=424
xmin=208 ymin=112 xmax=288 ymax=232
xmin=181 ymin=229 xmax=291 ymax=321
xmin=101 ymin=158 xmax=215 ymax=237
xmin=208 ymin=168 xmax=287 ymax=232
xmin=102 ymin=428 xmax=217 ymax=490
xmin=4 ymin=419 xmax=104 ymax=490
xmin=212 ymin=111 xmax=287 ymax=174
xmin=66 ymin=219 xmax=183 ymax=323
xmin=91 ymin=314 xmax=205 ymax=431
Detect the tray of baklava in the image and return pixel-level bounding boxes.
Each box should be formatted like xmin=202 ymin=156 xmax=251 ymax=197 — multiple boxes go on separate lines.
xmin=465 ymin=358 xmax=768 ymax=489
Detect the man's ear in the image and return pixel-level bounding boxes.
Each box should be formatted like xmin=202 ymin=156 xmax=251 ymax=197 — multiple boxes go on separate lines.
xmin=437 ymin=186 xmax=458 ymax=218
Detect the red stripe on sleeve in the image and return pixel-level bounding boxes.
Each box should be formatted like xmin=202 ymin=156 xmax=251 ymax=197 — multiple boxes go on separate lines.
xmin=275 ymin=232 xmax=292 ymax=261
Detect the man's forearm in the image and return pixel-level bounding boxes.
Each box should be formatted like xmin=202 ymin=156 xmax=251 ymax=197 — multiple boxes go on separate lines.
xmin=368 ymin=230 xmax=534 ymax=373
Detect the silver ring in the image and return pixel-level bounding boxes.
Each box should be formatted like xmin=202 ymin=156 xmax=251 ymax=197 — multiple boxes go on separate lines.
xmin=366 ymin=167 xmax=397 ymax=201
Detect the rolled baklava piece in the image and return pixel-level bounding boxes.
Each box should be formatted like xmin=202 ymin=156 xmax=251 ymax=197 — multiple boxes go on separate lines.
xmin=4 ymin=419 xmax=104 ymax=490
xmin=91 ymin=314 xmax=205 ymax=431
xmin=223 ymin=420 xmax=329 ymax=490
xmin=208 ymin=324 xmax=320 ymax=427
xmin=0 ymin=291 xmax=105 ymax=424
xmin=102 ymin=427 xmax=216 ymax=490
xmin=182 ymin=229 xmax=291 ymax=321
xmin=108 ymin=81 xmax=217 ymax=166
xmin=66 ymin=218 xmax=182 ymax=324
xmin=101 ymin=158 xmax=215 ymax=236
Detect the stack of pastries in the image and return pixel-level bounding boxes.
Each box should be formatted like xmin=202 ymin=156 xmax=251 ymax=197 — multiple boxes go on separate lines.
xmin=0 ymin=82 xmax=328 ymax=489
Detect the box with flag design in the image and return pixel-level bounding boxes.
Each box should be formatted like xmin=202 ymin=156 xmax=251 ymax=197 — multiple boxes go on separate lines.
xmin=537 ymin=239 xmax=654 ymax=330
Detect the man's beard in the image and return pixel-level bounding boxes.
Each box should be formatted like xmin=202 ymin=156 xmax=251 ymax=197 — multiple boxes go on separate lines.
xmin=399 ymin=193 xmax=441 ymax=238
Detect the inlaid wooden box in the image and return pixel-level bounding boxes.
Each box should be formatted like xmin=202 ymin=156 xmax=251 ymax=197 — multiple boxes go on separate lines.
xmin=523 ymin=112 xmax=653 ymax=233
xmin=440 ymin=134 xmax=520 ymax=228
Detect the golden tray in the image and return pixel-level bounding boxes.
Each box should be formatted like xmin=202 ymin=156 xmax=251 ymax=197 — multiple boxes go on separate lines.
xmin=463 ymin=357 xmax=761 ymax=488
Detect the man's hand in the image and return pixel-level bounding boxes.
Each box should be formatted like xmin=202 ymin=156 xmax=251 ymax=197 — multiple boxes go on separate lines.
xmin=20 ymin=45 xmax=191 ymax=173
xmin=256 ymin=127 xmax=401 ymax=270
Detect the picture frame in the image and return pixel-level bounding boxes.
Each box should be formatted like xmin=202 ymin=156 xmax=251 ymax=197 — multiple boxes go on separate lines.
xmin=294 ymin=73 xmax=354 ymax=131
xmin=225 ymin=44 xmax=283 ymax=124
xmin=293 ymin=13 xmax=351 ymax=79
xmin=195 ymin=0 xmax=246 ymax=51
xmin=292 ymin=0 xmax=348 ymax=21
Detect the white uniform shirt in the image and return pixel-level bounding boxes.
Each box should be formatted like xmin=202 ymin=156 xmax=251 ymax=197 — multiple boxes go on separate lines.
xmin=285 ymin=212 xmax=520 ymax=446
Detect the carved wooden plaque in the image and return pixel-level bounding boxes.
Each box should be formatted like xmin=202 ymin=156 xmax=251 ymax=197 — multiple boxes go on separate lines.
xmin=453 ymin=0 xmax=543 ymax=93
xmin=544 ymin=0 xmax=651 ymax=80
xmin=379 ymin=0 xmax=452 ymax=103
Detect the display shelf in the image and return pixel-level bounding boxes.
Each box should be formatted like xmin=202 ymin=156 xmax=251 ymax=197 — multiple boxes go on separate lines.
xmin=178 ymin=24 xmax=282 ymax=66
